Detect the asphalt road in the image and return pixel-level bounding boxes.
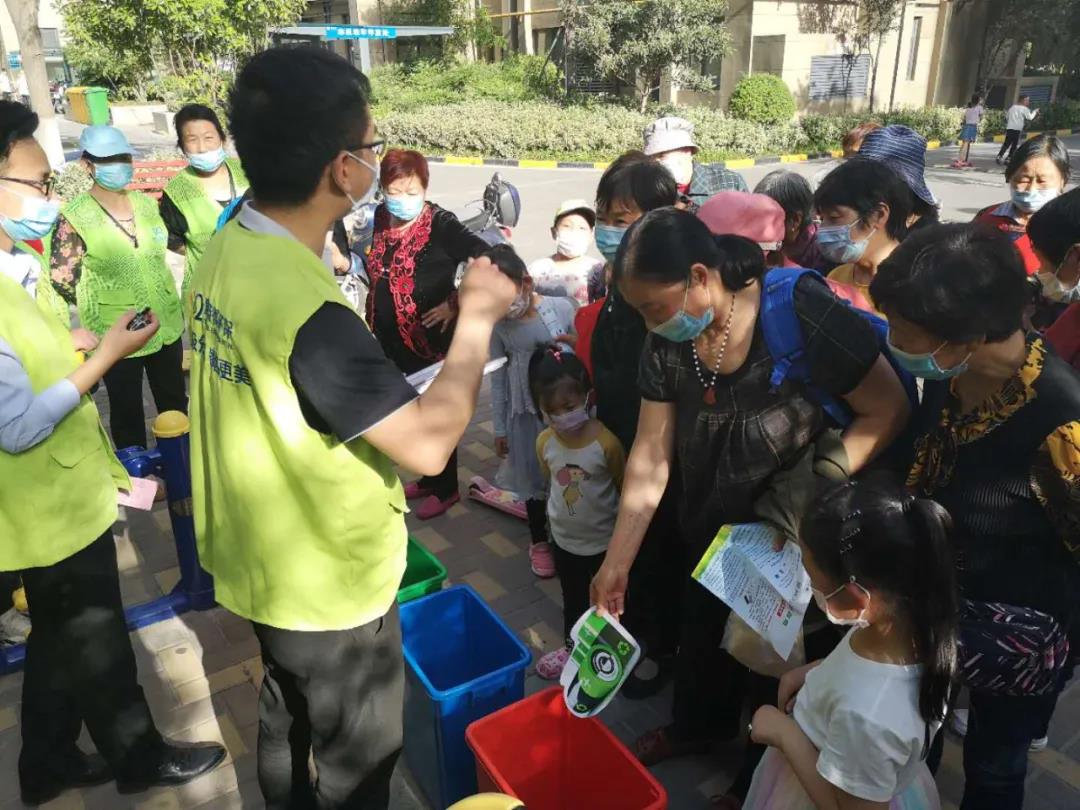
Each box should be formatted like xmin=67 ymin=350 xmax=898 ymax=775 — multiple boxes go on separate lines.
xmin=425 ymin=136 xmax=1080 ymax=267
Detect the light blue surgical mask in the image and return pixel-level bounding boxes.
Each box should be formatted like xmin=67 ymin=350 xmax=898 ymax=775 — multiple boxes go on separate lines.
xmin=815 ymin=220 xmax=874 ymax=265
xmin=187 ymin=146 xmax=226 ymax=174
xmin=887 ymin=332 xmax=971 ymax=381
xmin=93 ymin=162 xmax=134 ymax=191
xmin=0 ymin=185 xmax=60 ymax=242
xmin=385 ymin=194 xmax=425 ymax=222
xmin=1011 ymin=187 xmax=1059 ymax=214
xmin=595 ymin=224 xmax=627 ymax=263
xmin=651 ymin=278 xmax=714 ymax=342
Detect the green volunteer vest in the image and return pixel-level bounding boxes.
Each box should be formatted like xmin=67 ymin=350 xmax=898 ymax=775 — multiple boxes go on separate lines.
xmin=162 ymin=160 xmax=248 ymax=302
xmin=63 ymin=191 xmax=184 ymax=358
xmin=14 ymin=239 xmax=70 ymax=328
xmin=188 ymin=220 xmax=408 ymax=631
xmin=0 ymin=271 xmax=129 ymax=571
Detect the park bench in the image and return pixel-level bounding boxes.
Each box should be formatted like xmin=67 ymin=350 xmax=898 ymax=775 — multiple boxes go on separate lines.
xmin=127 ymin=159 xmax=187 ymax=199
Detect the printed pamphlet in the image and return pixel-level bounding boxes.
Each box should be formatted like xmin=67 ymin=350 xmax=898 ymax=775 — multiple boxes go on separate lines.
xmin=561 ymin=608 xmax=641 ymax=718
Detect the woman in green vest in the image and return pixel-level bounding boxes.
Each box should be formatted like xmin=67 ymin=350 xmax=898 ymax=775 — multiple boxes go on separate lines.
xmin=159 ymin=104 xmax=248 ymax=301
xmin=0 ymin=100 xmax=224 ymax=805
xmin=48 ymin=125 xmax=186 ymax=452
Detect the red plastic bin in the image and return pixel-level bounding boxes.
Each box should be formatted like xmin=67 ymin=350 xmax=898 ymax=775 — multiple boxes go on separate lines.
xmin=465 ymin=687 xmax=667 ymax=810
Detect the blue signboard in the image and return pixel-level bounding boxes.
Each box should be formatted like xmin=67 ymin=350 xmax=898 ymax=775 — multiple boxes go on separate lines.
xmin=8 ymin=52 xmax=20 ymax=70
xmin=325 ymin=25 xmax=397 ymax=40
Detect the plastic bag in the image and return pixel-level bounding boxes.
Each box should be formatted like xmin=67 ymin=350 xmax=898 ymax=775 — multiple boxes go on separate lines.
xmin=721 ymin=613 xmax=805 ymax=679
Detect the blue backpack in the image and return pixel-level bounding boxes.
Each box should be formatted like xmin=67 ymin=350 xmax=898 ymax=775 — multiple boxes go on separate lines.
xmin=759 ymin=266 xmax=918 ymax=427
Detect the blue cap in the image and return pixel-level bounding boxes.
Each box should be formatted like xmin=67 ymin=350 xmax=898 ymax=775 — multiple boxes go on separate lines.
xmin=79 ymin=125 xmax=132 ymax=159
xmin=857 ymin=124 xmax=937 ymax=207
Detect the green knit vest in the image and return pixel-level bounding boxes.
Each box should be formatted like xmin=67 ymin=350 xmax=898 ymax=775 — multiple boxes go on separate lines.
xmin=63 ymin=191 xmax=183 ymax=357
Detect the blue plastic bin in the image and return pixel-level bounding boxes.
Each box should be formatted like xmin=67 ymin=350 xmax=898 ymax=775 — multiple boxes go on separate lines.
xmin=401 ymin=584 xmax=531 ymax=808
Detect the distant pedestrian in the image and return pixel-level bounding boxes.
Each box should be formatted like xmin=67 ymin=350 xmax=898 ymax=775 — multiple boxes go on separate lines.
xmin=997 ymin=95 xmax=1039 ymax=164
xmin=955 ymin=94 xmax=984 ymax=167
xmin=642 ymin=116 xmax=747 ymax=207
xmin=529 ymin=199 xmax=606 ymax=306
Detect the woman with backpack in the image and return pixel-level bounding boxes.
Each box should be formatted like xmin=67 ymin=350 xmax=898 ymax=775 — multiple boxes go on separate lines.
xmin=871 ymin=223 xmax=1080 ymax=810
xmin=590 ymin=208 xmax=911 ymax=808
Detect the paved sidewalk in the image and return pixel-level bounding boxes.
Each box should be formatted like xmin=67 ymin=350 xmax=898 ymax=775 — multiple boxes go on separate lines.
xmin=0 ymin=379 xmax=1077 ymax=808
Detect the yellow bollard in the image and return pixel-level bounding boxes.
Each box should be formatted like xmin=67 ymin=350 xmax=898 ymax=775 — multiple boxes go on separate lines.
xmin=446 ymin=794 xmax=526 ymax=810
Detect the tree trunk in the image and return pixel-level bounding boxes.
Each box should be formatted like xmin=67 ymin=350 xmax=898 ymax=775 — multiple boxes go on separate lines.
xmin=4 ymin=0 xmax=63 ymax=167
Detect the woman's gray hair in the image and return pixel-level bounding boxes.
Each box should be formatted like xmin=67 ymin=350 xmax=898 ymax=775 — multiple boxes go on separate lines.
xmin=754 ymin=170 xmax=813 ymax=226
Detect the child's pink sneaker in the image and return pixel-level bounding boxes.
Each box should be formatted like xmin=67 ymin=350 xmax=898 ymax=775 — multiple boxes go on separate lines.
xmin=529 ymin=541 xmax=556 ymax=578
xmin=415 ymin=492 xmax=460 ymax=520
xmin=536 ymin=647 xmax=570 ymax=680
xmin=403 ymin=480 xmax=432 ymax=500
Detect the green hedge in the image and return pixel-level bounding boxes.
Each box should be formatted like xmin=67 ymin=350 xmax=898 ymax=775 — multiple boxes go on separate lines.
xmin=728 ymin=74 xmax=796 ymax=125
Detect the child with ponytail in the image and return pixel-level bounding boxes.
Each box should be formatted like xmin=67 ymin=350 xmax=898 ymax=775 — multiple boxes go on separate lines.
xmin=744 ymin=479 xmax=957 ymax=810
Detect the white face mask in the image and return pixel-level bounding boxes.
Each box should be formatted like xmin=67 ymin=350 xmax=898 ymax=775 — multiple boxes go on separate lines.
xmin=1037 ymin=259 xmax=1080 ymax=304
xmin=506 ymin=289 xmax=530 ymax=319
xmin=555 ymin=229 xmax=590 ymax=259
xmin=343 ymin=152 xmax=378 ymax=212
xmin=658 ymin=152 xmax=693 ymax=186
xmin=812 ymin=577 xmax=871 ymax=628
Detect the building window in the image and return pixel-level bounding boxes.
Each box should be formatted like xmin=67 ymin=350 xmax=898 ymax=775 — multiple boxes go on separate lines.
xmin=906 ymin=17 xmax=923 ymax=81
xmin=809 ymin=54 xmax=871 ymax=100
xmin=752 ymin=35 xmax=785 ymax=76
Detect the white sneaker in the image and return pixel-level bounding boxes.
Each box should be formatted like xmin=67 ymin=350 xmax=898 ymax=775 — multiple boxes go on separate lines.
xmin=0 ymin=606 xmax=30 ymax=645
xmin=950 ymin=708 xmax=1048 ymax=752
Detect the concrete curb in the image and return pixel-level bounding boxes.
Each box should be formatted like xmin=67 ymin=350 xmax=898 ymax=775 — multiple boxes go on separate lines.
xmin=422 ymin=126 xmax=1080 ymax=172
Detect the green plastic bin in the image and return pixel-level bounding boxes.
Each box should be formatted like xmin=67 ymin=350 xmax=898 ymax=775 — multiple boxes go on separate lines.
xmin=397 ymin=535 xmax=448 ymax=604
xmin=84 ymin=87 xmax=110 ymax=126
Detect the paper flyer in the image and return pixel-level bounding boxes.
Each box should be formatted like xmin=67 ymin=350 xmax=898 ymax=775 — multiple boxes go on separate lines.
xmin=405 ymin=357 xmax=508 ymax=394
xmin=561 ymin=608 xmax=641 ymax=718
xmin=117 ymin=477 xmax=159 ymax=511
xmin=692 ymin=522 xmax=812 ymax=659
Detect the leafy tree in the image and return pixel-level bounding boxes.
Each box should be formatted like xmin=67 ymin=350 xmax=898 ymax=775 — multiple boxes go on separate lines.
xmin=59 ymin=0 xmax=306 ymax=104
xmin=561 ymin=0 xmax=732 ymax=113
xmin=385 ymin=0 xmax=502 ymax=62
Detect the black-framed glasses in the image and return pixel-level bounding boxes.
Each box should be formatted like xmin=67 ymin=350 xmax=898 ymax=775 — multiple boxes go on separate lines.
xmin=0 ymin=174 xmax=56 ymax=197
xmin=352 ymin=139 xmax=385 ymax=158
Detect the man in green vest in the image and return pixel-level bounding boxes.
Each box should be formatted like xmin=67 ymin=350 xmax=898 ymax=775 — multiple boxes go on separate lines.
xmin=188 ymin=48 xmax=516 ymax=809
xmin=0 ymin=101 xmax=225 ymax=804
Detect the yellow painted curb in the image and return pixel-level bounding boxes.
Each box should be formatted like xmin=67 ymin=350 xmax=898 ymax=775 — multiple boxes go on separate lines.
xmin=780 ymin=154 xmax=808 ymax=163
xmin=725 ymin=158 xmax=756 ymax=170
xmin=592 ymin=161 xmax=611 ymax=170
xmin=830 ymin=149 xmax=844 ymax=159
xmin=993 ymin=134 xmax=1005 ymax=144
xmin=1058 ymin=128 xmax=1073 ymax=136
xmin=519 ymin=159 xmax=558 ymax=169
xmin=445 ymin=156 xmax=484 ymax=166
xmin=926 ymin=140 xmax=941 ymax=150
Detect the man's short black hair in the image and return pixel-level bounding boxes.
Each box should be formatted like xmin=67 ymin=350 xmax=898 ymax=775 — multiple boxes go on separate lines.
xmin=595 ymin=150 xmax=678 ymax=216
xmin=0 ymin=101 xmax=38 ymax=166
xmin=229 ymin=46 xmax=372 ymax=206
xmin=1028 ymin=186 xmax=1080 ymax=265
xmin=815 ymin=158 xmax=913 ymax=242
xmin=870 ymin=223 xmax=1027 ymax=344
xmin=484 ymin=243 xmax=527 ymax=282
xmin=175 ymin=103 xmax=226 ymax=145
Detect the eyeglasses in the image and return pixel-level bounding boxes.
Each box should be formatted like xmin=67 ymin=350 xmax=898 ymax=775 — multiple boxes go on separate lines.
xmin=352 ymin=139 xmax=385 ymax=159
xmin=0 ymin=174 xmax=56 ymax=197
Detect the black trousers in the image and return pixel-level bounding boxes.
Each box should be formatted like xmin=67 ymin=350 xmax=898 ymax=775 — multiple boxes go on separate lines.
xmin=102 ymin=339 xmax=187 ymax=451
xmin=252 ymin=605 xmax=404 ymax=810
xmin=552 ymin=543 xmax=605 ymax=646
xmin=525 ymin=497 xmax=548 ymax=546
xmin=18 ymin=531 xmax=161 ymax=780
xmin=418 ymin=448 xmax=458 ymax=500
xmin=998 ymin=129 xmax=1023 ymax=161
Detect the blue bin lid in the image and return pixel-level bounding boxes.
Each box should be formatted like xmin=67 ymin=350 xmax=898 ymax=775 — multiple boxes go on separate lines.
xmin=401 ymin=584 xmax=531 ymax=701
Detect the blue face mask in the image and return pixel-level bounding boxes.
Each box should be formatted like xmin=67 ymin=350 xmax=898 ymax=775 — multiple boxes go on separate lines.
xmin=187 ymin=146 xmax=226 ymax=174
xmin=1011 ymin=187 xmax=1059 ymax=214
xmin=595 ymin=224 xmax=627 ymax=263
xmin=651 ymin=278 xmax=714 ymax=342
xmin=0 ymin=186 xmax=60 ymax=242
xmin=888 ymin=332 xmax=971 ymax=381
xmin=93 ymin=162 xmax=134 ymax=191
xmin=384 ymin=194 xmax=425 ymax=222
xmin=815 ymin=220 xmax=873 ymax=265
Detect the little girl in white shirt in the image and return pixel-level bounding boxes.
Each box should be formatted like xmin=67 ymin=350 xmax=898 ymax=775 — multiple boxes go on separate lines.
xmin=744 ymin=480 xmax=956 ymax=809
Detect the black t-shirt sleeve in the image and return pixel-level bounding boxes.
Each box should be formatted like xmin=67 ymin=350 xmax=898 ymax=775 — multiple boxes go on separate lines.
xmin=432 ymin=208 xmax=489 ymax=263
xmin=793 ymin=274 xmax=880 ymax=397
xmin=332 ymin=219 xmax=350 ymax=257
xmin=159 ymin=194 xmax=189 ymax=252
xmin=289 ymin=302 xmax=418 ymax=442
xmin=638 ymin=332 xmax=678 ymax=402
